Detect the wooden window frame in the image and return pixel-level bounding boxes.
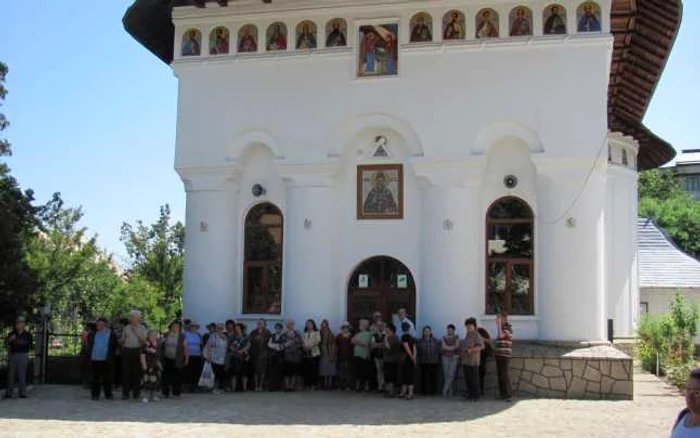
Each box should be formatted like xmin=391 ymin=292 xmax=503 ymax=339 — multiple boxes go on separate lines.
xmin=243 ymin=203 xmax=283 ymax=315
xmin=485 ymin=197 xmax=534 ymax=315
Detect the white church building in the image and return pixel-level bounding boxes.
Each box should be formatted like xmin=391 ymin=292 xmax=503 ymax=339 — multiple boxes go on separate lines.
xmin=125 ymin=0 xmax=682 ymax=398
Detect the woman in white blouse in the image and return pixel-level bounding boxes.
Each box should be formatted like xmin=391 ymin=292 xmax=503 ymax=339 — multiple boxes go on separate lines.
xmin=302 ymin=319 xmax=321 ymax=390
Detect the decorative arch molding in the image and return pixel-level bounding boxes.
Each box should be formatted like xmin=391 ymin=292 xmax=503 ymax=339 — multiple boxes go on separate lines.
xmin=226 ymin=129 xmax=284 ymax=162
xmin=473 ymin=122 xmax=544 ymax=156
xmin=326 ymin=113 xmax=424 ymax=159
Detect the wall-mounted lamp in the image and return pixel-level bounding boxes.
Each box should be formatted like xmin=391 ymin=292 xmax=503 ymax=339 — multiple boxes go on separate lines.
xmin=304 ymin=219 xmax=312 ymax=230
xmin=443 ymin=219 xmax=454 ymax=231
xmin=252 ymin=184 xmax=266 ymax=197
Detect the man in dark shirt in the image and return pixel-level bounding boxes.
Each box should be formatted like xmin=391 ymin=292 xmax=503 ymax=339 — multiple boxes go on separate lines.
xmin=5 ymin=316 xmax=33 ymax=399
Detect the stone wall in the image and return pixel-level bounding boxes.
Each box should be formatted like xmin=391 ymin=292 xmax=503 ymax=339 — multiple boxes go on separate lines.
xmin=461 ymin=343 xmax=634 ymax=400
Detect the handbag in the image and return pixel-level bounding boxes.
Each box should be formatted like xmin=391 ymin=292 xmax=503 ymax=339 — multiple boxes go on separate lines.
xmin=198 ymin=360 xmax=215 ymax=389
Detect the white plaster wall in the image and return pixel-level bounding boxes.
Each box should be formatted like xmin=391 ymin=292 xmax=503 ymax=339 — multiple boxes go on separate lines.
xmin=641 ymin=288 xmax=700 ymax=343
xmin=172 ymin=1 xmax=615 ymax=341
xmin=605 ymin=164 xmax=639 ymax=338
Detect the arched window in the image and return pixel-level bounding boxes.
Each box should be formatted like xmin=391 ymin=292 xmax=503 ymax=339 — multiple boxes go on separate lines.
xmin=243 ymin=203 xmax=283 ymax=314
xmin=486 ymin=197 xmax=534 ymax=315
xmin=181 ymin=29 xmax=202 ymax=57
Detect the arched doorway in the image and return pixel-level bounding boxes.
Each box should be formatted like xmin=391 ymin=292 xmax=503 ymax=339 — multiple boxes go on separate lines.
xmin=347 ymin=256 xmax=416 ymax=325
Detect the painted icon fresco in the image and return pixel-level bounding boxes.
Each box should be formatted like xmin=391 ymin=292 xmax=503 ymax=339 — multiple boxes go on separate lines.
xmin=543 ymin=4 xmax=567 ymax=35
xmin=296 ymin=20 xmax=318 ymax=49
xmin=443 ymin=10 xmax=466 ymax=40
xmin=209 ymin=26 xmax=230 ymax=55
xmin=266 ymin=22 xmax=288 ymax=51
xmin=326 ymin=18 xmax=348 ymax=47
xmin=358 ymin=23 xmax=398 ymax=77
xmin=181 ymin=29 xmax=202 ymax=57
xmin=357 ymin=164 xmax=403 ymax=220
xmin=509 ymin=6 xmax=533 ymax=36
xmin=409 ymin=12 xmax=433 ymax=43
xmin=476 ymin=8 xmax=499 ymax=38
xmin=237 ymin=24 xmax=258 ymax=53
xmin=577 ymin=2 xmax=602 ymax=32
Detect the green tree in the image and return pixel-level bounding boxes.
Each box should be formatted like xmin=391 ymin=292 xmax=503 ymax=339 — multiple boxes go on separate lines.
xmin=0 ymin=62 xmax=10 ymax=156
xmin=0 ymin=61 xmax=43 ymax=326
xmin=639 ymin=169 xmax=700 ymax=258
xmin=24 ymin=197 xmax=110 ymax=331
xmin=120 ymin=204 xmax=185 ymax=326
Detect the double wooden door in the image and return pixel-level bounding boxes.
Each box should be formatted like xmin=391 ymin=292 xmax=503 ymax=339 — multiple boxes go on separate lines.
xmin=347 ymin=256 xmax=416 ymax=326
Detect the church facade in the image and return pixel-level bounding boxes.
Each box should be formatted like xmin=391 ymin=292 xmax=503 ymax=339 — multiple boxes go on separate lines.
xmin=123 ymin=0 xmax=680 ymax=349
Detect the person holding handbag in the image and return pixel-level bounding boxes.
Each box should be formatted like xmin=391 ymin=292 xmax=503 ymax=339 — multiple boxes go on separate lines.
xmin=205 ymin=323 xmax=228 ymax=394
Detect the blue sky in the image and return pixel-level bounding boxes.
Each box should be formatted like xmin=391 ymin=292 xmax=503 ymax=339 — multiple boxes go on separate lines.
xmin=1 ymin=1 xmax=698 ymax=262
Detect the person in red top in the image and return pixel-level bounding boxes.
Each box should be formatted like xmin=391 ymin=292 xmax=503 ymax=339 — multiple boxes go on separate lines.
xmin=335 ymin=322 xmax=354 ymax=391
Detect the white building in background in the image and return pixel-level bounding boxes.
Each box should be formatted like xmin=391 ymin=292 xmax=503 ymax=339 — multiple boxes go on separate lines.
xmin=638 ymin=218 xmax=700 ymax=344
xmin=123 ymin=0 xmax=681 ymax=344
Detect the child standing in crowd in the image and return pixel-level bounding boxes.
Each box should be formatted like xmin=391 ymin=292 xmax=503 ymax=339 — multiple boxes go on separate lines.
xmin=335 ymin=322 xmax=354 ymax=391
xmin=318 ymin=320 xmax=337 ymax=390
xmin=398 ymin=322 xmax=417 ymax=400
xmin=352 ymin=319 xmax=373 ymax=392
xmin=440 ymin=324 xmax=460 ymax=398
xmin=140 ymin=330 xmax=161 ymax=403
xmin=461 ymin=318 xmax=484 ymax=402
xmin=382 ymin=323 xmax=401 ymax=397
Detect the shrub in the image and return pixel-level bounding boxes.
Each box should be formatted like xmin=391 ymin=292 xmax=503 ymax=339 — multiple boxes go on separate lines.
xmin=636 ymin=293 xmax=699 ymax=387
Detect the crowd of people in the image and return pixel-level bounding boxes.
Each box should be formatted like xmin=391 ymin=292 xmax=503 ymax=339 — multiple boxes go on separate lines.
xmin=5 ymin=309 xmax=700 ymax=435
xmin=3 ymin=308 xmax=517 ymax=403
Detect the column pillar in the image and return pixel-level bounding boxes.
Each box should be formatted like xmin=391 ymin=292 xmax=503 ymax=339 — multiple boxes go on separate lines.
xmin=179 ymin=168 xmax=240 ymax=325
xmin=413 ymin=162 xmax=481 ymax=331
xmin=537 ymin=159 xmax=607 ymax=342
xmin=605 ymin=133 xmax=640 ymax=338
xmin=279 ymin=168 xmax=339 ymax=327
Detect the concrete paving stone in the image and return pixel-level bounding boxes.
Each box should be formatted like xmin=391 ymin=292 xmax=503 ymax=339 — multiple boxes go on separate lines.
xmin=0 ymin=370 xmax=683 ymax=438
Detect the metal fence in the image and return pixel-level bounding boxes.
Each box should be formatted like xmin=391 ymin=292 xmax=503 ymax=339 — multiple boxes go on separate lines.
xmin=0 ymin=331 xmax=83 ymax=388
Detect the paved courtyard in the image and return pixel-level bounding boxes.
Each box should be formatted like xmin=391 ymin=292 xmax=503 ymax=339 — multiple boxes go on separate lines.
xmin=0 ymin=370 xmax=685 ymax=438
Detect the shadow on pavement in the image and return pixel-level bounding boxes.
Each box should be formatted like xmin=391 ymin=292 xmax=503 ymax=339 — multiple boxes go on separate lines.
xmin=0 ymin=385 xmax=517 ymax=426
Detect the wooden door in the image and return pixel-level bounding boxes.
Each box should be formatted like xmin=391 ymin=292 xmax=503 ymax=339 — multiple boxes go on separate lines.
xmin=347 ymin=256 xmax=416 ymax=326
